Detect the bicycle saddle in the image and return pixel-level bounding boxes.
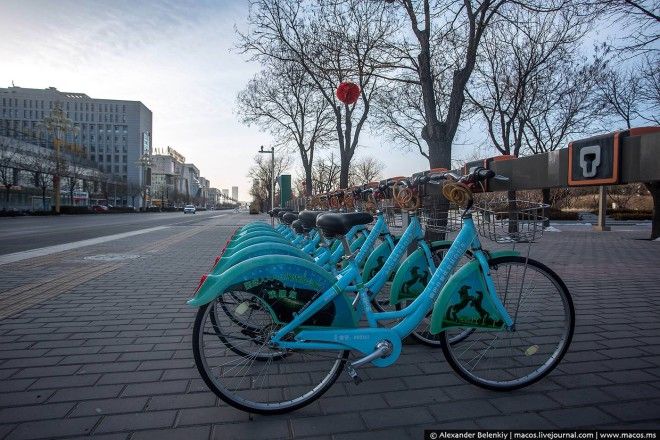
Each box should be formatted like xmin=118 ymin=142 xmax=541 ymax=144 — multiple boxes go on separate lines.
xmin=282 ymin=211 xmax=299 ymax=225
xmin=298 ymin=211 xmax=325 ymax=230
xmin=316 ymin=212 xmax=373 ymax=238
xmin=291 ymin=219 xmax=305 ymax=234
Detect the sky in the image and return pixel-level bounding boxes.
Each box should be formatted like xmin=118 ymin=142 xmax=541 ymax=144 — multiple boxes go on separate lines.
xmin=0 ymin=1 xmax=652 ymax=200
xmin=0 ymin=0 xmax=466 ymax=201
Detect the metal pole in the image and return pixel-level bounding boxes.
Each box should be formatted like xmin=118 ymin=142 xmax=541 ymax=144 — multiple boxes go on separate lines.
xmin=594 ymin=185 xmax=610 ymax=231
xmin=53 ymin=136 xmax=61 ymax=213
xmin=271 ymin=147 xmax=275 ymax=226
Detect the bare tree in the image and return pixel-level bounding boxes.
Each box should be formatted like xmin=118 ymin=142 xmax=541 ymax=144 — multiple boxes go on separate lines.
xmin=312 ymin=152 xmax=341 ymax=194
xmin=26 ymin=152 xmax=55 ymax=212
xmin=239 ymin=0 xmax=400 ymax=187
xmin=236 ymin=60 xmax=334 ymax=196
xmin=0 ymin=138 xmax=20 ymax=210
xmin=247 ymin=152 xmax=293 ymax=210
xmin=62 ymin=150 xmax=87 ymax=207
xmin=467 ymin=6 xmax=591 ymax=158
xmin=350 ymin=156 xmax=385 ymax=186
xmin=597 ymin=68 xmax=643 ymax=130
xmin=378 ymin=0 xmax=576 ymax=169
xmin=595 ymin=0 xmax=659 ymax=53
xmin=597 ymin=57 xmax=660 ymax=129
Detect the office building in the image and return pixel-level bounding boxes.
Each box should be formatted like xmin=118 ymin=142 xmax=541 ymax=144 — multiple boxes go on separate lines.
xmin=0 ymin=86 xmax=152 ymax=207
xmin=232 ymin=186 xmax=238 ymax=202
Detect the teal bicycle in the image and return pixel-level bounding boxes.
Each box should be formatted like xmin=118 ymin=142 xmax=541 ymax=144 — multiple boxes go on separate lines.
xmin=189 ymin=169 xmax=574 ymax=414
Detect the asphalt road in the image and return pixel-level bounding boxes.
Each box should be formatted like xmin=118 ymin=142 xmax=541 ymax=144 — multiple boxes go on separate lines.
xmin=0 ymin=209 xmax=244 ymax=255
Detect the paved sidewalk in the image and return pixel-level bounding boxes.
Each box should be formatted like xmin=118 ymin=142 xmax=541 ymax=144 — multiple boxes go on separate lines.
xmin=0 ymin=213 xmax=659 ymax=439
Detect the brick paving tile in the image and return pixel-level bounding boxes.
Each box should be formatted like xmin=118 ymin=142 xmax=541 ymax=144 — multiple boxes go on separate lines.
xmin=291 ymin=413 xmax=365 ymax=437
xmin=5 ymin=416 xmax=100 ymax=440
xmin=94 ymin=410 xmax=177 ymax=434
xmin=132 ymin=426 xmax=211 ymax=440
xmin=361 ymin=406 xmax=435 ymax=430
xmin=211 ymin=420 xmax=290 ymax=440
xmin=69 ymin=397 xmax=149 ymax=417
xmin=0 ymin=216 xmax=659 ymax=439
xmin=540 ymin=407 xmax=616 ymax=428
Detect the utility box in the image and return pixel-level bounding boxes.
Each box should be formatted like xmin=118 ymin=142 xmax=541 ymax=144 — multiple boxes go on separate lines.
xmin=279 ymin=174 xmax=291 ymax=208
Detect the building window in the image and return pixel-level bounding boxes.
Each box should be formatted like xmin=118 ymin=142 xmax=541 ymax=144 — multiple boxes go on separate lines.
xmin=122 ymin=155 xmax=127 ymax=163
xmin=106 ymin=154 xmax=111 ymax=162
xmin=98 ymin=155 xmax=103 ymax=162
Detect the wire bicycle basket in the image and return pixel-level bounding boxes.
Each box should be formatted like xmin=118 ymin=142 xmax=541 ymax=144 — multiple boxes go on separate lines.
xmin=474 ymin=199 xmax=549 ymax=243
xmin=419 ymin=204 xmax=463 ymax=234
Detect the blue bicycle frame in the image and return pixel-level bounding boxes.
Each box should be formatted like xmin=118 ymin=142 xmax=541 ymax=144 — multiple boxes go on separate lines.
xmin=271 ymin=215 xmax=514 ymax=365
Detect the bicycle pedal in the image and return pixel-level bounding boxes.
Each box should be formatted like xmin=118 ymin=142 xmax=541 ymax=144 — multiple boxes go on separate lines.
xmin=346 ymin=365 xmax=362 ymax=385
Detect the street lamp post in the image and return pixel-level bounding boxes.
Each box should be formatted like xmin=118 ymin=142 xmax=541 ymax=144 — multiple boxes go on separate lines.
xmin=135 ymin=154 xmax=152 ymax=211
xmin=258 ymin=145 xmax=275 ymax=226
xmin=39 ymin=103 xmax=76 ymax=213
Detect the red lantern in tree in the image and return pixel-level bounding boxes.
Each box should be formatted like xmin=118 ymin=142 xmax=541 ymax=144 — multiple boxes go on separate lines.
xmin=336 ymin=82 xmax=361 ymax=105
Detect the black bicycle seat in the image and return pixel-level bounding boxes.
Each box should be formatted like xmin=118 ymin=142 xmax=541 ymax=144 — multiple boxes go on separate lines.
xmin=282 ymin=211 xmax=299 ymax=225
xmin=291 ymin=219 xmax=305 ymax=234
xmin=316 ymin=212 xmax=373 ymax=238
xmin=299 ymin=211 xmax=325 ymax=230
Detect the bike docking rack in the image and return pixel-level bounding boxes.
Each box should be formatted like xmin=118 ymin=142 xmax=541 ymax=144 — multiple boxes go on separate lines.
xmin=286 ymin=126 xmax=660 ymax=238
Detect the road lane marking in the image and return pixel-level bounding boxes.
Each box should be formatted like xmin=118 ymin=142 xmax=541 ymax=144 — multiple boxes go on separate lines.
xmin=0 ymin=221 xmax=224 ymax=319
xmin=0 ymin=263 xmax=124 ymax=320
xmin=0 ymin=226 xmax=169 ymax=266
xmin=210 ymin=214 xmax=227 ymax=218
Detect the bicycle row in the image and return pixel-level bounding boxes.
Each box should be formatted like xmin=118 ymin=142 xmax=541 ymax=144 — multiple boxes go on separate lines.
xmin=187 ymin=167 xmax=575 ymax=414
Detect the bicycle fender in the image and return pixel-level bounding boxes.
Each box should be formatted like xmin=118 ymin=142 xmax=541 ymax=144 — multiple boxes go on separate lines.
xmin=228 ymin=230 xmax=283 ymax=246
xmin=429 ymin=256 xmax=508 ymax=335
xmin=389 ymin=249 xmax=431 ymax=305
xmin=212 ymin=243 xmax=313 ymax=274
xmin=223 ymin=235 xmax=291 ymax=257
xmin=362 ymin=241 xmax=394 ymax=280
xmin=188 ymin=255 xmax=358 ymax=328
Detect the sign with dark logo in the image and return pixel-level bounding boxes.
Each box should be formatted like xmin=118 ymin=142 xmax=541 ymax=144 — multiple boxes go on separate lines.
xmin=568 ymin=131 xmax=621 ymax=186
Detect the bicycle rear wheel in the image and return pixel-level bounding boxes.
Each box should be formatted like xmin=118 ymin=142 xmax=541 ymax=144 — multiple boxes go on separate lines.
xmin=193 ymin=298 xmax=348 ymax=414
xmin=441 ymin=256 xmax=574 ymax=390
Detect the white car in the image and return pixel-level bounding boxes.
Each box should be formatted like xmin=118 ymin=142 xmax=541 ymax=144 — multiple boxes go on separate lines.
xmin=183 ymin=205 xmax=196 ymax=214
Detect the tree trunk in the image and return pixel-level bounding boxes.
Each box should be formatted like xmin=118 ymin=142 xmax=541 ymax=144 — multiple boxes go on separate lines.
xmin=42 ymin=187 xmax=47 ymax=211
xmin=427 ymin=136 xmax=453 ymax=170
xmin=541 ymin=188 xmax=551 ymax=206
xmin=339 ymin=152 xmax=351 ymax=189
xmin=304 ymin=165 xmax=313 ymax=197
xmin=541 ymin=188 xmax=551 ymax=227
xmin=644 ymin=182 xmax=660 ymax=240
xmin=508 ymin=189 xmax=519 ymax=235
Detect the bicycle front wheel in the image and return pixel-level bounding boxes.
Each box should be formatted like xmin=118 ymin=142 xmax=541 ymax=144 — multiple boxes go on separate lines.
xmin=441 ymin=256 xmax=574 ymax=391
xmin=193 ymin=298 xmax=348 ymax=414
